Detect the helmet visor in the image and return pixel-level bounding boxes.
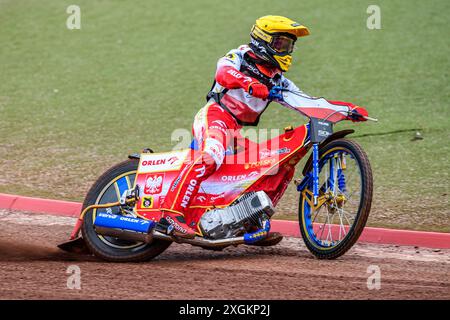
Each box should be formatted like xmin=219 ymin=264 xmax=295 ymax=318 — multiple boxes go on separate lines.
xmin=271 ymin=35 xmax=295 ymax=54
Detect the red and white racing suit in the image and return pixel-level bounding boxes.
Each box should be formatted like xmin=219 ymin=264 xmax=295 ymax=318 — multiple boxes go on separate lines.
xmin=160 ymin=44 xmax=362 ymax=235
xmin=160 ymin=101 xmax=241 ymax=234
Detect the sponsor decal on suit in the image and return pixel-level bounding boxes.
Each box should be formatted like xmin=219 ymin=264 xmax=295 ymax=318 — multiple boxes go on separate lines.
xmin=165 ymin=215 xmax=188 ymax=234
xmin=181 ymin=179 xmax=198 ymax=209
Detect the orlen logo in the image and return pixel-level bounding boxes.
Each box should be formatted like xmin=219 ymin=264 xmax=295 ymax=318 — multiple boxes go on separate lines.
xmin=167 ymin=156 xmax=179 ymax=165
xmin=139 ymin=150 xmax=188 ymax=173
xmin=142 ymin=159 xmax=165 ymax=166
xmin=221 ymin=171 xmax=259 ymax=182
xmin=142 ymin=156 xmax=178 ymax=167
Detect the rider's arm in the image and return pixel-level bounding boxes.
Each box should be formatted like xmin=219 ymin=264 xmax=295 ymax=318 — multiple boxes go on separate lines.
xmin=215 ymin=50 xmax=266 ymax=97
xmin=280 ymin=77 xmax=368 ymax=121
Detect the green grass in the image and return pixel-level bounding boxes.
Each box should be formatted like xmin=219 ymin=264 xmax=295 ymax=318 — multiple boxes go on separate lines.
xmin=0 ymin=0 xmax=449 ymax=231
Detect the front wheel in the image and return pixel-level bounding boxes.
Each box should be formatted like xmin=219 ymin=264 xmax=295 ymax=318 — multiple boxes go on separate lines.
xmin=299 ymin=139 xmax=373 ymax=259
xmin=81 ymin=158 xmax=172 ymax=262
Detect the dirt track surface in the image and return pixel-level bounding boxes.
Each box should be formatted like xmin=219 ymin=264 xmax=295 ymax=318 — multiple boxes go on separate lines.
xmin=0 ymin=210 xmax=449 ymax=300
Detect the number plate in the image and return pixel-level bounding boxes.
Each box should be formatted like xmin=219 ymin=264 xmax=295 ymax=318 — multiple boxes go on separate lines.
xmin=310 ymin=118 xmax=333 ymax=143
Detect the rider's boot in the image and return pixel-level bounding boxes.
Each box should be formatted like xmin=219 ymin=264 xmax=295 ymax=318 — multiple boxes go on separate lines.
xmin=160 ymin=210 xmax=197 ymax=239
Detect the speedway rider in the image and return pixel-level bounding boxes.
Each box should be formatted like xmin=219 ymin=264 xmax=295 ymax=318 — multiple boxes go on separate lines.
xmin=160 ymin=15 xmax=368 ymax=238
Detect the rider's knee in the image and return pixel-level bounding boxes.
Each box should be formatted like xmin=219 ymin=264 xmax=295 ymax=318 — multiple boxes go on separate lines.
xmin=202 ymin=137 xmax=225 ymax=170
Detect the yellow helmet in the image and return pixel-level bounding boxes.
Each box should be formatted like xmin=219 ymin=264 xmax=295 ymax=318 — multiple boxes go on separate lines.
xmin=250 ymin=15 xmax=310 ymax=72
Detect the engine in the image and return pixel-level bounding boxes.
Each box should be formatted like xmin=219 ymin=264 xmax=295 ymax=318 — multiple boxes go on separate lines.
xmin=199 ymin=191 xmax=275 ymax=239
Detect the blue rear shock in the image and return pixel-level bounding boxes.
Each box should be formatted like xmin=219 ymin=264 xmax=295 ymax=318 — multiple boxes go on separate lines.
xmin=337 ymin=168 xmax=346 ymax=193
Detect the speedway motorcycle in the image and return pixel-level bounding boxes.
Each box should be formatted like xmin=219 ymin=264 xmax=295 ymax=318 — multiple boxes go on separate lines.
xmin=59 ymin=87 xmax=376 ymax=261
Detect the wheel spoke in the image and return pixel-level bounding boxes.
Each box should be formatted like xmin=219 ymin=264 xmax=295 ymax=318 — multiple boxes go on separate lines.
xmin=312 ymin=205 xmax=324 ymax=223
xmin=338 ymin=208 xmax=348 ymax=240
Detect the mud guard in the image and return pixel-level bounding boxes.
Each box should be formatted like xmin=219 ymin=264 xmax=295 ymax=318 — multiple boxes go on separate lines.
xmin=301 ymin=129 xmax=354 ymax=176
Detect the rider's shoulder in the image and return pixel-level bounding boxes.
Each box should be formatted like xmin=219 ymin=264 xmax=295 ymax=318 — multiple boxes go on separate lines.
xmin=223 ymin=45 xmax=251 ymax=61
xmin=236 ymin=44 xmax=252 ymax=53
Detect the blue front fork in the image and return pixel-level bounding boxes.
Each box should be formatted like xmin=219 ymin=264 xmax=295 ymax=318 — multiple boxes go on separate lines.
xmin=295 ymin=139 xmax=320 ymax=202
xmin=297 ymin=123 xmax=345 ymax=200
xmin=312 ymin=143 xmax=320 ymax=205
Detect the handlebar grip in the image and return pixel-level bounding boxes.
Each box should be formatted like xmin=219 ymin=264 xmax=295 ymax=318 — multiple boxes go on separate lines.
xmin=268 ymin=86 xmax=284 ymax=101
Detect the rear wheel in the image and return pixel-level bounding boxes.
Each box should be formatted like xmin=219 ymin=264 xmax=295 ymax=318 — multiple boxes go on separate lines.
xmin=81 ymin=158 xmax=172 ymax=262
xmin=299 ymin=139 xmax=373 ymax=259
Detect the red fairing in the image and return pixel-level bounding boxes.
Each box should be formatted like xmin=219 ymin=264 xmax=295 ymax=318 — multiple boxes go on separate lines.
xmin=215 ymin=66 xmax=257 ymax=92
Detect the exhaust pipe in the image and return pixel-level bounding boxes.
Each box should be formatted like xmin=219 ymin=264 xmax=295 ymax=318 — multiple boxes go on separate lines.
xmin=95 ymin=227 xmax=154 ymax=243
xmin=92 ymin=213 xmax=271 ymax=249
xmin=152 ymin=230 xmax=245 ymax=248
xmin=94 ymin=213 xmax=155 ymax=243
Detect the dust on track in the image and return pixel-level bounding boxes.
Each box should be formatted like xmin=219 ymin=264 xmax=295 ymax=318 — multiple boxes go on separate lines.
xmin=0 ymin=210 xmax=448 ymax=300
